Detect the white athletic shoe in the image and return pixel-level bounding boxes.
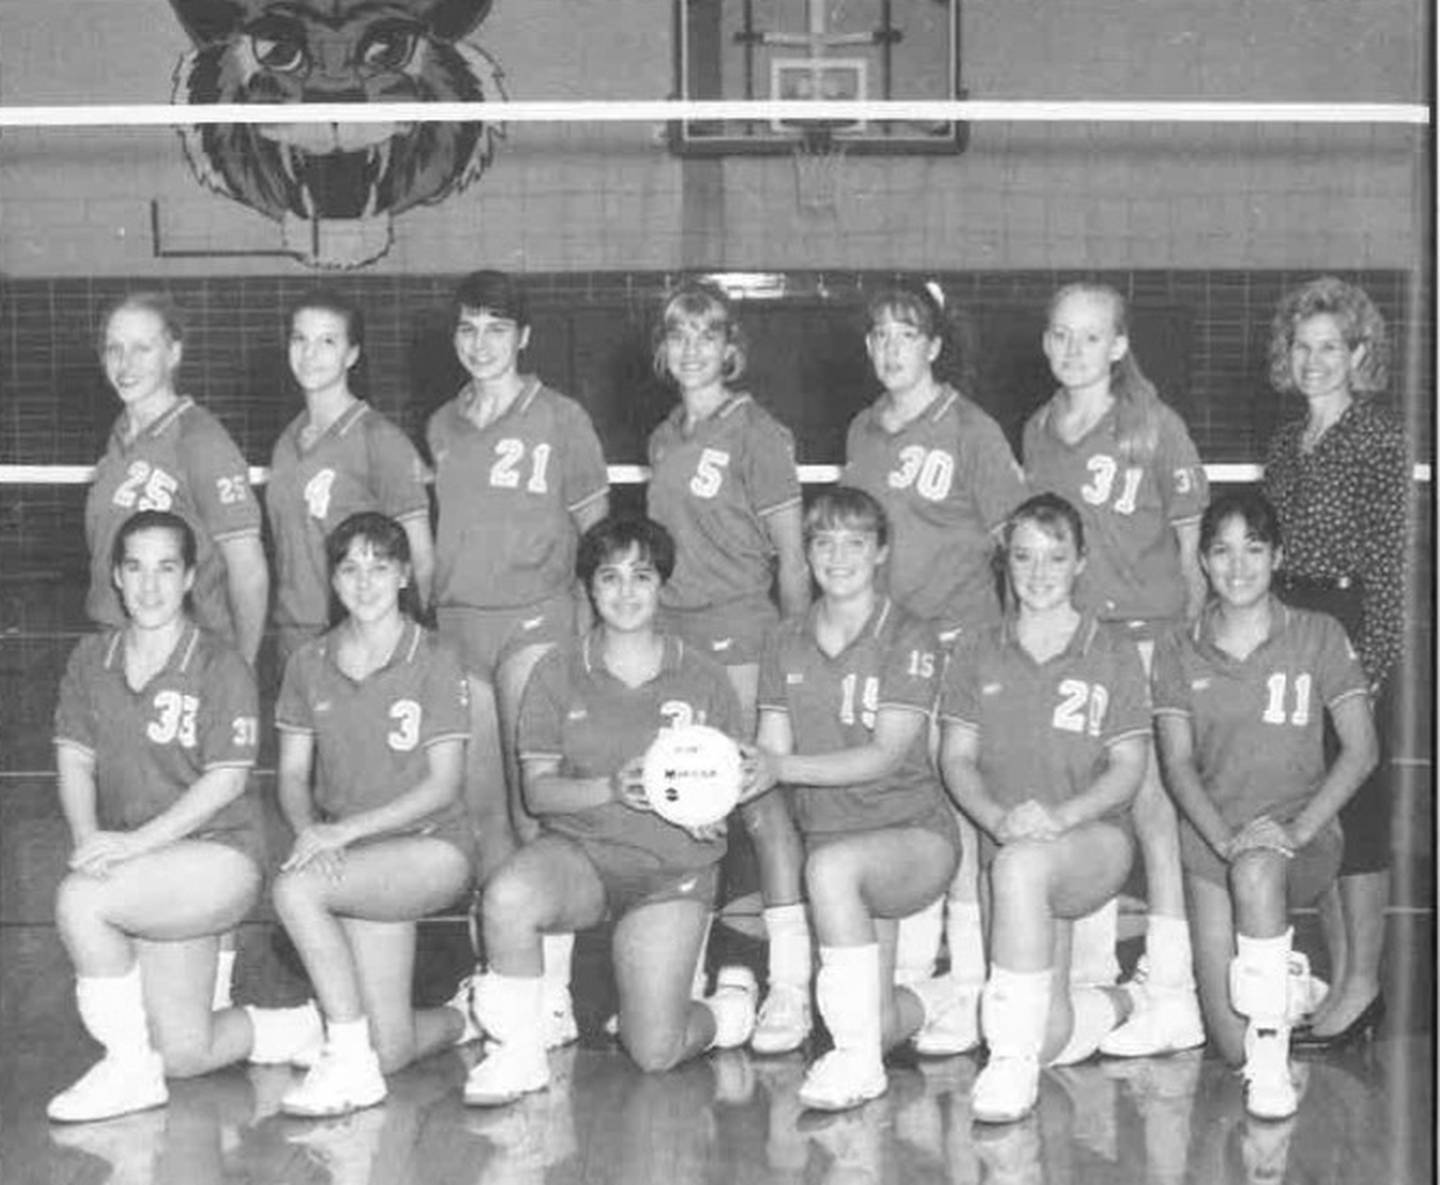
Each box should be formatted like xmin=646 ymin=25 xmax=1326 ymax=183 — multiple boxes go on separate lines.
xmin=973 ymin=1113 xmax=1043 ymax=1183
xmin=751 ymin=983 xmax=812 ymax=1055
xmin=464 ymin=1043 xmax=550 ymax=1108
xmin=287 ymin=1105 xmax=387 ymax=1179
xmin=542 ymin=983 xmax=578 ymax=1050
xmin=971 ymin=1055 xmax=1041 ymax=1124
xmin=281 ymin=1046 xmax=387 ymax=1118
xmin=796 ymin=1049 xmax=887 ymax=1112
xmin=47 ymin=1052 xmax=168 ymax=1123
xmin=1241 ymin=1028 xmax=1297 ymax=1121
xmin=1099 ymin=975 xmax=1204 ymax=1058
xmin=913 ymin=981 xmax=981 ymax=1056
xmin=447 ymin=976 xmax=483 ymax=1046
xmin=709 ymin=965 xmax=759 ymax=1050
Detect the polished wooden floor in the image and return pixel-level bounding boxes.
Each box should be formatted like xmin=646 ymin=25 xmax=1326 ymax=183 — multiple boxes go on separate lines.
xmin=0 ymin=915 xmax=1432 ymax=1185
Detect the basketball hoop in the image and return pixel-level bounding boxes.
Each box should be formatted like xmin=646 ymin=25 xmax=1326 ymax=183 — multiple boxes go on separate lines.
xmin=792 ymin=129 xmax=847 ymax=215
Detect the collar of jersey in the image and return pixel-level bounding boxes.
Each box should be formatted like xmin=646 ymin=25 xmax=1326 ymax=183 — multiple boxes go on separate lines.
xmin=319 ymin=619 xmax=423 ymax=680
xmin=867 ymin=384 xmax=958 ymax=434
xmin=458 ymin=374 xmax=541 ymax=427
xmin=1190 ymin=595 xmax=1292 ymax=658
xmin=296 ymin=399 xmax=367 ymax=447
xmin=580 ymin=630 xmax=684 ymax=682
xmin=666 ymin=391 xmax=752 ymax=436
xmin=104 ymin=621 xmax=202 ymax=684
xmin=803 ymin=595 xmax=893 ymax=658
xmin=114 ymin=395 xmax=194 ymax=447
xmin=998 ymin=610 xmax=1100 ymax=664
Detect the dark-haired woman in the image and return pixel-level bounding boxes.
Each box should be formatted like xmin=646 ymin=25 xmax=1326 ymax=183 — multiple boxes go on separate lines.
xmin=267 ymin=290 xmax=434 ymax=665
xmin=50 ymin=511 xmax=267 ymax=1122
xmin=1155 ymin=490 xmax=1376 ymax=1117
xmin=271 ymin=513 xmax=475 ymax=1117
xmin=85 ymin=292 xmax=267 ymax=666
xmin=842 ymin=281 xmax=1027 ymax=1054
xmin=1262 ymin=276 xmax=1408 ymax=1046
xmin=464 ymin=516 xmax=758 ymax=1106
xmin=647 ymin=281 xmax=811 ymax=1052
xmin=428 ymin=271 xmax=611 ymax=1044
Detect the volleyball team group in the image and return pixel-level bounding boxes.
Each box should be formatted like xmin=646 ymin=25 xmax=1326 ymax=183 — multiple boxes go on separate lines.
xmin=47 ymin=270 xmax=1408 ymax=1135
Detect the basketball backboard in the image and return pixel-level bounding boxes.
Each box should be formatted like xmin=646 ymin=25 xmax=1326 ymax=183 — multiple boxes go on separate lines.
xmin=672 ymin=0 xmax=967 ymax=155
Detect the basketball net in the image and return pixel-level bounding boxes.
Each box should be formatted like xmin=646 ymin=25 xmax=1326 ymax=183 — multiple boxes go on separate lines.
xmin=793 ymin=129 xmax=847 ymax=215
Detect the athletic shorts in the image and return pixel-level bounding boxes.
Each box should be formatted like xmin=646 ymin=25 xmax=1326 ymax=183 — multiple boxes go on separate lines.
xmin=1180 ymin=815 xmax=1342 ymax=907
xmin=560 ymin=835 xmax=721 ymax=920
xmin=659 ymin=593 xmax=778 ymax=668
xmin=978 ymin=814 xmax=1132 ymax=873
xmin=191 ymin=824 xmax=267 ymax=872
xmin=805 ymin=798 xmax=961 ymax=870
xmin=437 ymin=592 xmax=577 ymax=682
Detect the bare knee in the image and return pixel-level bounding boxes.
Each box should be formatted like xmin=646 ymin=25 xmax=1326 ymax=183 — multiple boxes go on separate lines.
xmin=621 ymin=1025 xmax=690 ymax=1074
xmin=156 ymin=1032 xmax=215 ymax=1078
xmin=55 ymin=873 xmax=106 ymax=931
xmin=370 ymin=1028 xmax=416 ymax=1075
xmin=271 ymin=868 xmax=325 ymax=922
xmin=481 ymin=867 xmax=544 ymax=937
xmin=990 ymin=841 xmax=1052 ymax=895
xmin=1227 ymin=850 xmax=1287 ymax=906
xmin=803 ymin=845 xmax=858 ymax=904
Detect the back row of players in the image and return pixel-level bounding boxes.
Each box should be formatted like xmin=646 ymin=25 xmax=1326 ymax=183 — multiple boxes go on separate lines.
xmin=52 ymin=272 xmax=1405 ymax=1128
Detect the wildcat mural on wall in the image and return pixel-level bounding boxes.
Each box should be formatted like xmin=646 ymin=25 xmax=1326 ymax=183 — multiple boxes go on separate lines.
xmin=169 ymin=0 xmax=505 ymax=269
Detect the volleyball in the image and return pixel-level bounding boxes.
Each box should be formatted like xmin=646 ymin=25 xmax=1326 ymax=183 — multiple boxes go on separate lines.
xmin=642 ymin=724 xmax=744 ymax=829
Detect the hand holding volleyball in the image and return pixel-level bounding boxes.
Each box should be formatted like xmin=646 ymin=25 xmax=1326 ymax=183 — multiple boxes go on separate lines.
xmin=641 ymin=724 xmax=744 ymax=829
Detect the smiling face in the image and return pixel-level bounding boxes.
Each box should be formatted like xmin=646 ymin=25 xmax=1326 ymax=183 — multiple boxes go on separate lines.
xmin=808 ymin=524 xmax=887 ymax=602
xmin=1042 ymin=289 xmax=1127 ymax=397
xmin=115 ymin=525 xmax=194 ymax=631
xmin=866 ymin=309 xmax=941 ymax=397
xmin=289 ymin=306 xmax=360 ymax=396
xmin=103 ymin=307 xmax=182 ymax=409
xmin=1202 ymin=514 xmax=1279 ymax=612
xmin=332 ymin=537 xmax=408 ymax=625
xmin=453 ymin=307 xmax=529 ymax=384
xmin=1006 ymin=518 xmax=1085 ymax=615
xmin=1289 ymin=313 xmax=1363 ymax=404
xmin=590 ymin=543 xmax=662 ymax=635
xmin=663 ymin=314 xmax=729 ymax=396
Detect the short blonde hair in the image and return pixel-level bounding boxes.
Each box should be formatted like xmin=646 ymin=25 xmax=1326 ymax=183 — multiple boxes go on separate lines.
xmin=1268 ymin=276 xmax=1390 ymax=396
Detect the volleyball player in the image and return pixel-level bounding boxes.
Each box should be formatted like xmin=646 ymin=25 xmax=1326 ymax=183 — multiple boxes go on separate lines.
xmin=1022 ymin=281 xmax=1209 ymax=1057
xmin=842 ymin=281 xmax=1027 ymax=1053
xmin=463 ymin=516 xmax=758 ymax=1105
xmin=750 ymin=488 xmax=958 ymax=1111
xmin=646 ymin=281 xmax=812 ymax=1051
xmin=267 ymin=290 xmax=433 ymax=664
xmin=939 ymin=493 xmax=1149 ymax=1123
xmin=1153 ymin=490 xmax=1376 ymax=1118
xmin=428 ymin=271 xmax=610 ymax=1043
xmin=86 ymin=293 xmax=267 ymax=667
xmin=49 ymin=511 xmax=267 ymax=1123
xmin=270 ymin=512 xmax=475 ymax=1118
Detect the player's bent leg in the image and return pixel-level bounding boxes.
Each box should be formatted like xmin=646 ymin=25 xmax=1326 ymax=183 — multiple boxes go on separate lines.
xmin=1230 ymin=916 xmax=1301 ymax=1120
xmin=462 ymin=674 xmax=517 ymax=881
xmin=1185 ymin=872 xmax=1244 ymax=1065
xmin=742 ymin=791 xmax=812 ymax=1055
xmin=467 ymin=838 xmax=605 ymax=1107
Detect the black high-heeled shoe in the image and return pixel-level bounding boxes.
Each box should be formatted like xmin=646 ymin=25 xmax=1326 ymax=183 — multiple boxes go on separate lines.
xmin=1291 ymin=994 xmax=1384 ymax=1050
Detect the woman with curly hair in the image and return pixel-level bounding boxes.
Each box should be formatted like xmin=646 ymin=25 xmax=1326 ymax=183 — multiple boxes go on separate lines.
xmin=1261 ymin=276 xmax=1409 ymax=1048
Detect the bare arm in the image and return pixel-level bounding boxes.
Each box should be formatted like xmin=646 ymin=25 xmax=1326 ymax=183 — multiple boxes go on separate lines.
xmin=1285 ymin=694 xmax=1378 ymax=847
xmin=764 ymin=504 xmax=811 ymax=619
xmin=55 ymin=744 xmax=101 ymax=846
xmin=277 ymin=729 xmax=320 ymax=835
xmin=939 ymin=722 xmax=1008 ymax=840
xmin=401 ymin=515 xmax=436 ymax=612
xmin=218 ymin=534 xmax=270 ymax=666
xmin=763 ymin=706 xmax=925 ymax=789
xmin=1155 ymin=713 xmax=1233 ymax=857
xmin=1050 ymin=734 xmax=1147 ymax=831
xmin=326 ymin=738 xmax=464 ymax=844
xmin=521 ymin=754 xmax=625 ymax=817
xmin=1174 ymin=519 xmax=1207 ymax=621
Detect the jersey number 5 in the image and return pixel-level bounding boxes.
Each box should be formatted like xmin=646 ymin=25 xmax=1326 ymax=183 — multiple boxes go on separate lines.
xmin=689 ymin=449 xmax=730 ymax=498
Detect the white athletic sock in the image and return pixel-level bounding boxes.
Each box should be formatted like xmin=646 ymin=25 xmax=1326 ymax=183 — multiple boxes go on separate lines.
xmin=1069 ymin=899 xmax=1120 ymax=987
xmin=1231 ymin=930 xmax=1292 ymax=1024
xmin=944 ymin=900 xmax=987 ymax=987
xmin=816 ymin=944 xmax=883 ymax=1065
xmin=1144 ymin=914 xmax=1196 ymax=989
xmin=324 ymin=1016 xmax=374 ymax=1061
xmin=542 ymin=932 xmax=574 ymax=989
xmin=75 ymin=965 xmax=153 ymax=1061
xmin=691 ymin=913 xmax=714 ymax=999
xmin=213 ymin=948 xmax=237 ymax=1011
xmin=764 ymin=904 xmax=811 ymax=989
xmin=980 ymin=966 xmax=1051 ymax=1059
xmin=894 ymin=897 xmax=944 ymax=986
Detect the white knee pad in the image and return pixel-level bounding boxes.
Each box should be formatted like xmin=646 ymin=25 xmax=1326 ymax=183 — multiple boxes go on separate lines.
xmin=1049 ymin=987 xmax=1117 ymax=1066
xmin=1229 ymin=956 xmax=1289 ymax=1022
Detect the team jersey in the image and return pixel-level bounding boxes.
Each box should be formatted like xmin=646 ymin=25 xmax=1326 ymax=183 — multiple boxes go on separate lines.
xmin=843 ymin=385 xmax=1027 ymax=632
xmin=276 ymin=622 xmax=470 ymax=834
xmin=1023 ymin=397 xmax=1207 ymax=625
xmin=646 ymin=393 xmax=802 ymax=611
xmin=85 ymin=398 xmax=260 ymax=641
xmin=939 ymin=615 xmax=1150 ymax=818
xmin=53 ymin=623 xmax=261 ymax=840
xmin=267 ymin=401 xmax=430 ymax=631
xmin=1151 ymin=599 xmax=1369 ymax=829
xmin=518 ymin=634 xmax=743 ymax=875
xmin=427 ymin=377 xmax=608 ymax=610
xmin=757 ymin=597 xmax=944 ymax=836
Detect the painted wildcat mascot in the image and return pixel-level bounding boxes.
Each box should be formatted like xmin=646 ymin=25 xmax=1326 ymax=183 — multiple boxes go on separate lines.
xmin=170 ymin=0 xmax=505 ymax=269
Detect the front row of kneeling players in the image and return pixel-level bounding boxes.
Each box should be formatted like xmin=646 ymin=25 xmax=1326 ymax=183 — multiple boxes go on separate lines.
xmin=48 ymin=485 xmax=1374 ymax=1127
